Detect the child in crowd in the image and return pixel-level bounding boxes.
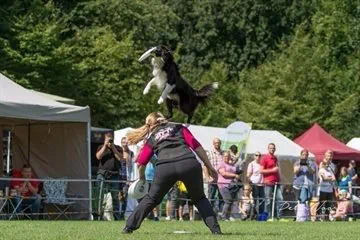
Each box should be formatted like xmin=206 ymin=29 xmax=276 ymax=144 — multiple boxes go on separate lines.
xmin=329 ymin=190 xmax=353 ymax=221
xmin=239 ymin=184 xmax=254 ymax=220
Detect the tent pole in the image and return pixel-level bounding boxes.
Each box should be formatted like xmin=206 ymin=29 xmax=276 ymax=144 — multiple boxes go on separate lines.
xmin=27 ymin=123 xmax=31 ymax=164
xmin=6 ymin=131 xmax=11 ymax=174
xmin=87 ymin=122 xmax=93 ymax=220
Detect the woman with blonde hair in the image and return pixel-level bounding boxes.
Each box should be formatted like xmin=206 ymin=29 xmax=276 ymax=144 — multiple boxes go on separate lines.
xmin=217 ymin=151 xmax=241 ymax=221
xmin=317 ymin=150 xmax=336 ymax=220
xmin=123 ymin=112 xmax=221 ymax=234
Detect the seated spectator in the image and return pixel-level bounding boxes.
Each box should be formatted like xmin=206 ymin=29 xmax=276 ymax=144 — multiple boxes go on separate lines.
xmin=239 ymin=184 xmax=254 ymax=220
xmin=217 ymin=151 xmax=241 ymax=221
xmin=11 ymin=164 xmax=41 ymax=219
xmin=178 ymin=181 xmax=194 ymax=221
xmin=329 ymin=190 xmax=353 ymax=221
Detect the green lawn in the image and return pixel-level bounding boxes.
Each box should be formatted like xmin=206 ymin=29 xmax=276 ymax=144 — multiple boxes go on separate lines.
xmin=1 ymin=220 xmax=359 ymax=240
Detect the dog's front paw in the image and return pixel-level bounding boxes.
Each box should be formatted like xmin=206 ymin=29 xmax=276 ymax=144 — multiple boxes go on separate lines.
xmin=143 ymin=87 xmax=150 ymax=95
xmin=157 ymin=97 xmax=164 ymax=104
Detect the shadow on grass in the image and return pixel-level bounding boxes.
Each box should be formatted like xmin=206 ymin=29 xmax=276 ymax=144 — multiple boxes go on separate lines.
xmin=162 ymin=232 xmax=281 ymax=237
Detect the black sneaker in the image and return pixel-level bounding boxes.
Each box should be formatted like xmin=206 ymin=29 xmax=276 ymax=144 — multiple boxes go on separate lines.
xmin=212 ymin=230 xmax=223 ymax=235
xmin=122 ymin=227 xmax=133 ymax=234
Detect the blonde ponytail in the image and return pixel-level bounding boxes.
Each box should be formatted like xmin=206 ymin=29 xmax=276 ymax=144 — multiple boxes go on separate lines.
xmin=126 ymin=124 xmax=151 ymax=145
xmin=126 ymin=112 xmax=168 ymax=145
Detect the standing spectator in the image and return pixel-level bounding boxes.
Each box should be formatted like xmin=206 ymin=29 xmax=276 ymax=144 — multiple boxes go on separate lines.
xmin=317 ymin=150 xmax=336 ymax=221
xmin=178 ymin=181 xmax=194 ymax=221
xmin=165 ymin=183 xmax=179 ymax=221
xmin=260 ymin=143 xmax=283 ymax=219
xmin=247 ymin=151 xmax=264 ymax=217
xmin=118 ymin=137 xmax=134 ymax=220
xmin=217 ymin=151 xmax=241 ymax=221
xmin=229 ymin=145 xmax=245 ymax=178
xmin=11 ymin=164 xmax=41 ymax=219
xmin=293 ymin=149 xmax=316 ymax=201
xmin=348 ymin=160 xmax=358 ymax=195
xmin=338 ymin=167 xmax=352 ymax=194
xmin=96 ymin=132 xmax=124 ymax=220
xmin=206 ymin=137 xmax=224 ymax=212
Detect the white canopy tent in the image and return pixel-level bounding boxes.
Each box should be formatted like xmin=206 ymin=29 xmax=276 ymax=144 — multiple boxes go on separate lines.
xmin=0 ymin=73 xmax=92 ymax=219
xmin=115 ymin=124 xmax=314 ymax=184
xmin=347 ymin=138 xmax=360 ymax=151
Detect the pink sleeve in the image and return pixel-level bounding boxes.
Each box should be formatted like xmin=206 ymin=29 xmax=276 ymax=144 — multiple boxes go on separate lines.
xmin=181 ymin=127 xmax=202 ymax=150
xmin=137 ymin=143 xmax=154 ymax=166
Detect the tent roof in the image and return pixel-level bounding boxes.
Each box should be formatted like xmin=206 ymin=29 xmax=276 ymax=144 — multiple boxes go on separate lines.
xmin=187 ymin=124 xmax=313 ymax=160
xmin=0 ymin=73 xmax=90 ymax=123
xmin=30 ymin=89 xmax=76 ymax=105
xmin=347 ymin=138 xmax=360 ymax=151
xmin=294 ymin=123 xmax=360 ymax=162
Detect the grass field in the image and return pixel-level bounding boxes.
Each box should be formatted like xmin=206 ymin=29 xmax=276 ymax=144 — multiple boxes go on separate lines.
xmin=1 ymin=220 xmax=359 ymax=240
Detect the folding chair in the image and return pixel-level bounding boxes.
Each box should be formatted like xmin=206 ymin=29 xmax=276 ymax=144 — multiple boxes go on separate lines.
xmin=43 ymin=178 xmax=75 ymax=220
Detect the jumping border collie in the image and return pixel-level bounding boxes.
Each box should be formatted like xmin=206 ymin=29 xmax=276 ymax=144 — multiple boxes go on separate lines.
xmin=139 ymin=45 xmax=218 ymax=123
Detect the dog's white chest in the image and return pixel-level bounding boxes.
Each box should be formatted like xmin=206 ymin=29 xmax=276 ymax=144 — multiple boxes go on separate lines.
xmin=151 ymin=58 xmax=167 ymax=90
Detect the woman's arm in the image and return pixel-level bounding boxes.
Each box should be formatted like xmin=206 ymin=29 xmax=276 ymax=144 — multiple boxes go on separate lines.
xmin=348 ymin=181 xmax=352 ymax=195
xmin=194 ymin=146 xmax=217 ymax=181
xmin=246 ymin=164 xmax=253 ymax=182
xmin=138 ymin=165 xmax=146 ymax=181
xmin=218 ymin=168 xmax=240 ymax=179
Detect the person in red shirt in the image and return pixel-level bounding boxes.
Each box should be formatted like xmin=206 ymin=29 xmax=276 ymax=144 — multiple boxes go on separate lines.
xmin=11 ymin=164 xmax=41 ymax=219
xmin=260 ymin=143 xmax=283 ymax=219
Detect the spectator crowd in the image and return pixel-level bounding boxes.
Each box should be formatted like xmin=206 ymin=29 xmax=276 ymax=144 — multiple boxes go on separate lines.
xmin=1 ymin=132 xmax=358 ymax=222
xmin=93 ymin=133 xmax=359 ymax=222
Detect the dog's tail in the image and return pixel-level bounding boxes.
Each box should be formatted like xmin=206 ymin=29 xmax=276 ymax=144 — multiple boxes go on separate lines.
xmin=195 ymin=82 xmax=218 ymax=103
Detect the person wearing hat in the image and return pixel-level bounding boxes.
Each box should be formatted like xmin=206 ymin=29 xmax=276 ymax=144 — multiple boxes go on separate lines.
xmin=122 ymin=112 xmax=221 ymax=234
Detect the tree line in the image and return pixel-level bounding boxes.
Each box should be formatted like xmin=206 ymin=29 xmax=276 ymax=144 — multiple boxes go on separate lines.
xmin=0 ymin=0 xmax=359 ymax=142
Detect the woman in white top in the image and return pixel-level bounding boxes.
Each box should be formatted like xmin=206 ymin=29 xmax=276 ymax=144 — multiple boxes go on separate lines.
xmin=247 ymin=151 xmax=264 ymax=216
xmin=317 ymin=150 xmax=336 ymax=220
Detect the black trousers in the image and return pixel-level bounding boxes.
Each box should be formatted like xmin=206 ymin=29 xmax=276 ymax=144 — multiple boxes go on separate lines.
xmin=125 ymin=158 xmax=221 ymax=233
xmin=252 ymin=185 xmax=265 ymax=215
xmin=318 ymin=191 xmax=334 ymax=218
xmin=208 ymin=182 xmax=224 ymax=212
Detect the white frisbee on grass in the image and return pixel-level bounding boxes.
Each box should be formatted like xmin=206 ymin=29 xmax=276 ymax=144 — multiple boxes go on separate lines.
xmin=128 ymin=179 xmax=149 ymax=199
xmin=138 ymin=47 xmax=157 ymax=62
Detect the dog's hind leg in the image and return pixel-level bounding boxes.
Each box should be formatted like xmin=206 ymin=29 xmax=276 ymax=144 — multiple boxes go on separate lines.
xmin=165 ymin=98 xmax=174 ymax=120
xmin=158 ymin=83 xmax=175 ymax=104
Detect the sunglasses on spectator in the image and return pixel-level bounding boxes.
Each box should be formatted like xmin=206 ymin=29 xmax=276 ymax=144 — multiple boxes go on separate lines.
xmin=255 ymin=154 xmax=261 ymax=157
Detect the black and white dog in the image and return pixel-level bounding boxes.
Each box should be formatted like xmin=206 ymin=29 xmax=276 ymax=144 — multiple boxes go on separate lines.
xmin=139 ymin=45 xmax=218 ymax=123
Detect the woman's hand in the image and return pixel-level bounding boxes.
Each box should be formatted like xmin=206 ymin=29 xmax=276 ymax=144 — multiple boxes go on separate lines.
xmin=207 ymin=167 xmax=218 ymax=182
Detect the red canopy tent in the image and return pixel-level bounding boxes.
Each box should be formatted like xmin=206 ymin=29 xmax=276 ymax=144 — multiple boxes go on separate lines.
xmin=294 ymin=123 xmax=360 ymax=164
